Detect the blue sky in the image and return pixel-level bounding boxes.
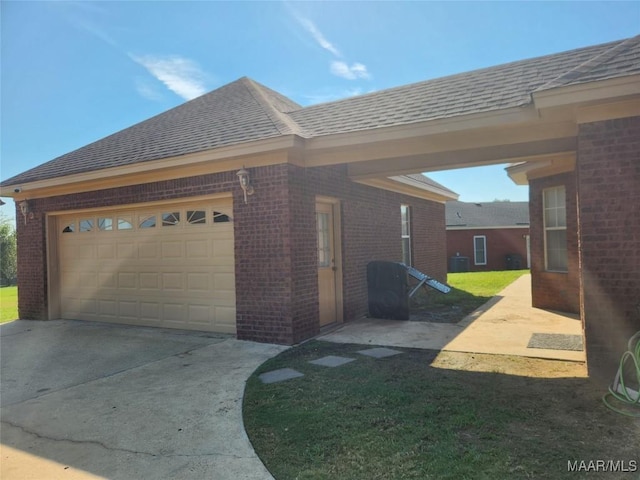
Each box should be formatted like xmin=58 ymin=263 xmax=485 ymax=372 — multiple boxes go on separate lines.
xmin=1 ymin=1 xmax=638 ymax=222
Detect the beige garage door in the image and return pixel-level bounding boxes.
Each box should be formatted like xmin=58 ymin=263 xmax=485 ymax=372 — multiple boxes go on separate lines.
xmin=56 ymin=199 xmax=236 ymax=333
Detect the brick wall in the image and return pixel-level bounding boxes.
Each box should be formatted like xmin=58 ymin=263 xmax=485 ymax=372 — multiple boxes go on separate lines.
xmin=528 ymin=172 xmax=580 ymax=314
xmin=301 ymin=165 xmax=447 ymax=323
xmin=15 ymin=163 xmax=447 ymax=345
xmin=577 ymin=116 xmax=640 ymax=381
xmin=446 ymin=228 xmax=529 ymax=272
xmin=233 ymin=164 xmax=298 ymax=344
xmin=15 ymin=204 xmax=48 ymax=320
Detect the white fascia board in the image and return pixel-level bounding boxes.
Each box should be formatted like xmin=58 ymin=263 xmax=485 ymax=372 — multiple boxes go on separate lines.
xmin=1 ymin=135 xmax=302 ymax=199
xmin=389 ymin=175 xmax=459 ymax=200
xmin=532 ymin=75 xmax=640 ymax=110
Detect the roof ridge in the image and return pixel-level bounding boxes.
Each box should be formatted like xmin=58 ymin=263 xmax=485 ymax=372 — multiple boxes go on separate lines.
xmin=296 ymin=38 xmax=628 ymax=113
xmin=241 ymin=77 xmax=307 ymax=137
xmin=536 ymin=35 xmax=640 ymax=91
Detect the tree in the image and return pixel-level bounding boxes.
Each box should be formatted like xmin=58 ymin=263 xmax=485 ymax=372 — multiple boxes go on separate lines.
xmin=0 ymin=216 xmax=17 ymax=286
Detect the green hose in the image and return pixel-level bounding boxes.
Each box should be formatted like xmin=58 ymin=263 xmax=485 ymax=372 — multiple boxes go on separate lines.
xmin=602 ymin=330 xmax=640 ymax=417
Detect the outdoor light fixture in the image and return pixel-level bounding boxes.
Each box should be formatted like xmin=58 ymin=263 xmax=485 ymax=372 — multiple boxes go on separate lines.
xmin=19 ymin=200 xmax=32 ymax=225
xmin=236 ymin=167 xmax=254 ymax=204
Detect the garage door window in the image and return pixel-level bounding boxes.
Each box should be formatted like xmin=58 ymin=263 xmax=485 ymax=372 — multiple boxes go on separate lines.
xmin=118 ymin=217 xmax=133 ymax=230
xmin=61 ymin=207 xmax=232 ymax=235
xmin=187 ymin=210 xmax=206 ymax=224
xmin=139 ymin=215 xmax=156 ymax=228
xmin=213 ymin=211 xmax=230 ymax=223
xmin=80 ymin=219 xmax=94 ymax=232
xmin=162 ymin=212 xmax=180 ymax=226
xmin=98 ymin=218 xmax=113 ymax=231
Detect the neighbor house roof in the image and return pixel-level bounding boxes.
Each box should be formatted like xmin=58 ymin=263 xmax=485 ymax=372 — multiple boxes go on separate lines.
xmin=2 ymin=35 xmax=639 ymax=188
xmin=446 ymin=201 xmax=529 ymax=228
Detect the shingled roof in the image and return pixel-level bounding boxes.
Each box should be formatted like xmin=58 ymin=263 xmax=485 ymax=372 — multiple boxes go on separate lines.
xmin=2 ymin=78 xmax=302 ymax=186
xmin=446 ymin=200 xmax=530 ymax=228
xmin=3 ymin=35 xmax=639 ymax=187
xmin=290 ymin=36 xmax=639 ymax=137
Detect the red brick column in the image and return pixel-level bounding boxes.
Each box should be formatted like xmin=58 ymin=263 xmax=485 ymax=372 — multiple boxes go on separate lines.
xmin=577 ymin=116 xmax=640 ymax=381
xmin=15 ymin=199 xmax=48 ymax=319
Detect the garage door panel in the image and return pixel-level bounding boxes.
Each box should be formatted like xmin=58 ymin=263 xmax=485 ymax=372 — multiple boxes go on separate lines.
xmin=212 ymin=239 xmax=234 ymax=256
xmin=98 ymin=299 xmax=117 ymax=317
xmin=117 ymin=272 xmax=137 ymax=289
xmin=139 ymin=272 xmax=160 ymax=290
xmin=138 ymin=242 xmax=158 ymax=258
xmin=161 ymin=241 xmax=183 ymax=258
xmin=64 ymin=296 xmax=97 ymax=317
xmin=214 ymin=306 xmax=237 ymax=328
xmin=97 ymin=244 xmax=115 ymax=259
xmin=57 ymin=200 xmax=236 ymax=333
xmin=140 ymin=302 xmax=161 ymax=322
xmin=163 ymin=303 xmax=186 ymax=323
xmin=187 ymin=273 xmax=210 ymax=291
xmin=99 ymin=272 xmax=116 ymax=289
xmin=117 ymin=242 xmax=137 ymax=259
xmin=162 ymin=273 xmax=184 ymax=291
xmin=188 ymin=304 xmax=211 ymax=324
xmin=118 ymin=300 xmax=138 ymax=319
xmin=76 ymin=244 xmax=95 ymax=260
xmin=186 ymin=239 xmax=210 ymax=258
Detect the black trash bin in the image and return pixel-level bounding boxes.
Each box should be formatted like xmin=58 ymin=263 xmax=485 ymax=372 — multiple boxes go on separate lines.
xmin=367 ymin=261 xmax=409 ymax=320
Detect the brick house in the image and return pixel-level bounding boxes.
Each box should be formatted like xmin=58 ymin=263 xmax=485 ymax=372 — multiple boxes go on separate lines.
xmin=0 ymin=77 xmax=457 ymax=345
xmin=446 ymin=201 xmax=530 ymax=272
xmin=2 ymin=35 xmax=638 ymax=379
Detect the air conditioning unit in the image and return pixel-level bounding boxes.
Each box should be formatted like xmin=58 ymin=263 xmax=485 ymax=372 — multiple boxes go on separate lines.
xmin=367 ymin=261 xmax=409 ymax=320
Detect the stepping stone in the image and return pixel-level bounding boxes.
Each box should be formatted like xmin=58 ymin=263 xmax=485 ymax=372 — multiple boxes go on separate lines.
xmin=309 ymin=355 xmax=355 ymax=368
xmin=357 ymin=347 xmax=404 ymax=359
xmin=259 ymin=368 xmax=304 ymax=384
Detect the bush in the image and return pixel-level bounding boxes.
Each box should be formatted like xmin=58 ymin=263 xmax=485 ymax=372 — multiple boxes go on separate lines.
xmin=0 ymin=219 xmax=17 ymax=286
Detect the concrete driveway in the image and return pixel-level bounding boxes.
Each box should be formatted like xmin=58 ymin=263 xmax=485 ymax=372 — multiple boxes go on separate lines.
xmin=1 ymin=320 xmax=287 ymax=480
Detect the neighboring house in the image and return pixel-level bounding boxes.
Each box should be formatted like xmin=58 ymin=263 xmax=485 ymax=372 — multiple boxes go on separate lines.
xmin=1 ymin=35 xmax=638 ymax=381
xmin=446 ymin=201 xmax=530 ymax=272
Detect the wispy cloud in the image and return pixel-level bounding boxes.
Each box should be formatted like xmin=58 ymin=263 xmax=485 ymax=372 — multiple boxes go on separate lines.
xmin=297 ymin=17 xmax=341 ymax=57
xmin=290 ymin=9 xmax=371 ymax=81
xmin=130 ymin=54 xmax=208 ymax=101
xmin=330 ymin=61 xmax=370 ymax=80
xmin=134 ymin=78 xmax=164 ymax=102
xmin=54 ymin=1 xmax=118 ymax=47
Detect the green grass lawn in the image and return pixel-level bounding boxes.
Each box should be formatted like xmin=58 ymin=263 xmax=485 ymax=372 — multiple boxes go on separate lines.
xmin=244 ymin=342 xmax=637 ymax=480
xmin=410 ymin=269 xmax=528 ymax=322
xmin=0 ymin=286 xmax=18 ymax=323
xmin=243 ymin=270 xmax=639 ymax=479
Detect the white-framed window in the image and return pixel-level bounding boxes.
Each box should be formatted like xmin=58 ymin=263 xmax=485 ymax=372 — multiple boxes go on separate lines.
xmin=401 ymin=205 xmax=411 ymax=266
xmin=543 ymin=186 xmax=567 ymax=272
xmin=473 ymin=235 xmax=487 ymax=265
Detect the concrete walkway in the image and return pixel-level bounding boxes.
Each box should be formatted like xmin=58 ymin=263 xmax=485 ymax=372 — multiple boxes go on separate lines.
xmin=1 ymin=320 xmax=287 ymax=480
xmin=320 ymin=274 xmax=585 ymax=362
